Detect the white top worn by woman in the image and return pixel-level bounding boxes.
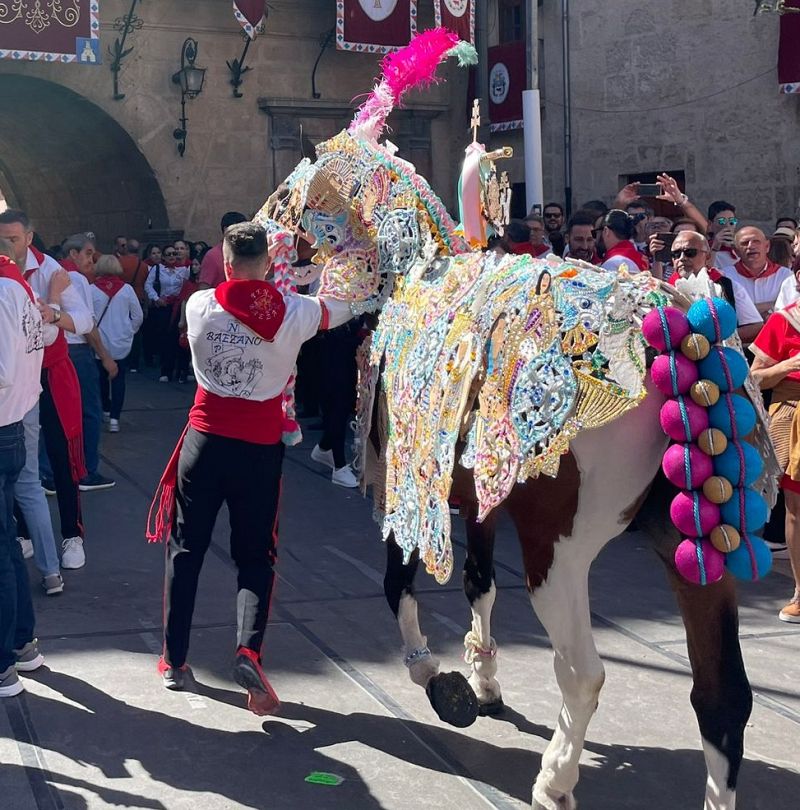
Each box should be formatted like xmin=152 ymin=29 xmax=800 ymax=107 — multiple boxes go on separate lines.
xmin=144 ymin=264 xmax=189 ymax=302
xmin=91 ymin=285 xmax=144 ymax=360
xmin=774 ymin=273 xmax=800 ymax=311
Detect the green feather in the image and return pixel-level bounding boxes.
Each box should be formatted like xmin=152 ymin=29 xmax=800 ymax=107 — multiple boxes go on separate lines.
xmin=447 ymin=41 xmax=478 ymax=68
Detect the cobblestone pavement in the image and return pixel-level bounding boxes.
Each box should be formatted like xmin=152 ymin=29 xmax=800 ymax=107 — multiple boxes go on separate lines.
xmin=1 ymin=372 xmax=799 ymax=809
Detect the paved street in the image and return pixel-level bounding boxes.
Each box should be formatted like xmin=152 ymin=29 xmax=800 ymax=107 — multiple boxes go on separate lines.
xmin=1 ymin=372 xmax=799 ymax=810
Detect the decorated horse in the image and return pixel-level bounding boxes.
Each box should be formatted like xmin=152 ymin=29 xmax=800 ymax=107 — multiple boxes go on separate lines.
xmin=256 ymin=30 xmax=780 ymax=810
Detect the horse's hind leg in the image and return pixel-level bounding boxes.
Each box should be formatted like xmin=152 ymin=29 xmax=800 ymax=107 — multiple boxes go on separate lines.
xmin=463 ymin=509 xmax=503 ymax=712
xmin=639 ymin=480 xmax=751 ymax=810
xmin=383 ymin=533 xmax=440 ymax=688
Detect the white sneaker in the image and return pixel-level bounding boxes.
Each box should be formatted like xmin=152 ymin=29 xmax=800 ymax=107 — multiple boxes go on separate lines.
xmin=18 ymin=537 xmax=34 ymax=560
xmin=102 ymin=411 xmax=111 ymax=423
xmin=332 ymin=465 xmax=359 ymax=488
xmin=61 ymin=537 xmax=85 ymax=569
xmin=159 ymin=376 xmax=169 ymax=383
xmin=109 ymin=419 xmax=120 ymax=433
xmin=311 ymin=444 xmax=335 ymax=469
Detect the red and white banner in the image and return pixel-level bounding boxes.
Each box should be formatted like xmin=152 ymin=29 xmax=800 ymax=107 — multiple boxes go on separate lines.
xmin=433 ymin=0 xmax=474 ymax=45
xmin=336 ymin=0 xmax=417 ymax=53
xmin=0 ymin=0 xmax=100 ymax=63
xmin=778 ymin=0 xmax=800 ymax=94
xmin=487 ymin=41 xmax=525 ymax=132
xmin=233 ymin=0 xmax=267 ymax=40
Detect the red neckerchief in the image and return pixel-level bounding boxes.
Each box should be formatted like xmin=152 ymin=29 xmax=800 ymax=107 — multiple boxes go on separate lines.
xmin=603 ymin=240 xmax=649 ymax=272
xmin=508 ymin=241 xmax=547 ymax=257
xmin=23 ymin=246 xmax=46 ymax=282
xmin=668 ymin=267 xmax=724 ymax=285
xmin=733 ymin=259 xmax=783 ymax=280
xmin=94 ymin=276 xmax=126 ymax=299
xmin=214 ymin=279 xmax=286 ymax=341
xmin=0 ymin=255 xmax=34 ymax=302
xmin=59 ymin=258 xmax=79 ymax=272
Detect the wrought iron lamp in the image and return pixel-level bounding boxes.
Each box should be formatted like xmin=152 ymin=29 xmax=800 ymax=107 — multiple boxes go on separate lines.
xmin=172 ymin=38 xmax=206 ymax=157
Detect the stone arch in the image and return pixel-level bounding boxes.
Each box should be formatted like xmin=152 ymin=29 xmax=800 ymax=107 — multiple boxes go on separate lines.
xmin=0 ymin=75 xmax=168 ymax=249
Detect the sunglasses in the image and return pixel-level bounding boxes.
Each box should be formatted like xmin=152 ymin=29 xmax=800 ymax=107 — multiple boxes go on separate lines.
xmin=163 ymin=251 xmax=176 ymax=258
xmin=544 ymin=212 xmax=561 ymax=218
xmin=592 ymin=228 xmax=604 ymax=238
xmin=715 ymin=217 xmax=738 ymax=226
xmin=670 ymin=247 xmax=701 ymax=259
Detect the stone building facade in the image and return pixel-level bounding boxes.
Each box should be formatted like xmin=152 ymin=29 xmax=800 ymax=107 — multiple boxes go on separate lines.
xmin=0 ymin=0 xmax=470 ymax=248
xmin=489 ymin=0 xmax=800 ymax=228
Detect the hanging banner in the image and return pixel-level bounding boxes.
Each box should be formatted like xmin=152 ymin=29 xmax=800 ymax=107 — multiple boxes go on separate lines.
xmin=778 ymin=0 xmax=800 ymax=93
xmin=487 ymin=41 xmax=525 ymax=132
xmin=336 ymin=0 xmax=417 ymax=53
xmin=233 ymin=0 xmax=267 ymax=40
xmin=433 ymin=0 xmax=474 ymax=45
xmin=0 ymin=0 xmax=100 ymax=63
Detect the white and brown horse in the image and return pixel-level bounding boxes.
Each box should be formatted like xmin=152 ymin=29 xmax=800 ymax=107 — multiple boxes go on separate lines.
xmin=375 ymin=378 xmax=752 ymax=810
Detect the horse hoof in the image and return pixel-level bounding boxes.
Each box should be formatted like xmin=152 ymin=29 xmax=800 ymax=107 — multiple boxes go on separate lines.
xmin=478 ymin=697 xmax=505 ymax=717
xmin=426 ymin=671 xmax=479 ymax=728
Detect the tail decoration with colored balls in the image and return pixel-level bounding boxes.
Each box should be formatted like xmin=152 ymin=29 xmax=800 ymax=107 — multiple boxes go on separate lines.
xmin=643 ymin=296 xmax=773 ymax=584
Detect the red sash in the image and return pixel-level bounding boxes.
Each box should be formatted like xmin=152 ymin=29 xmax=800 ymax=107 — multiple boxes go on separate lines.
xmin=603 ymin=240 xmax=650 ymax=272
xmin=146 ymin=279 xmax=287 ymax=543
xmin=733 ymin=259 xmax=784 ymax=280
xmin=0 ymin=256 xmax=34 ymax=302
xmin=94 ymin=276 xmax=126 ymax=299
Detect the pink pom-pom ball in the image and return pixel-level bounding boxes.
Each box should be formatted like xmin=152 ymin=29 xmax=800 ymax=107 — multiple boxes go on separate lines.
xmin=675 ymin=538 xmax=726 ymax=585
xmin=642 ymin=307 xmax=691 ymax=352
xmin=652 ymin=352 xmax=700 ymax=397
xmin=670 ymin=491 xmax=721 ymax=537
xmin=659 ymin=397 xmax=710 ymax=442
xmin=662 ymin=444 xmax=714 ymax=490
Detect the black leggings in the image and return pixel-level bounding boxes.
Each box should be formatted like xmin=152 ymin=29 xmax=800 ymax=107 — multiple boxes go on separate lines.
xmin=318 ymin=324 xmax=359 ymax=468
xmin=39 ymin=371 xmax=84 ymax=540
xmin=164 ymin=428 xmax=284 ymax=668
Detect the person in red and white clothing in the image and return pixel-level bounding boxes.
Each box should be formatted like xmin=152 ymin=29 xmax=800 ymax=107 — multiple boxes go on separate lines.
xmin=0 ymin=210 xmax=93 ymax=571
xmin=198 ymin=211 xmax=248 ymax=290
xmin=92 ymin=255 xmax=144 ymax=433
xmin=148 ymin=222 xmax=353 ymax=712
xmin=724 ymin=226 xmax=793 ymax=319
xmin=0 ymin=253 xmax=46 ymax=696
xmin=599 ymin=210 xmax=649 ymax=273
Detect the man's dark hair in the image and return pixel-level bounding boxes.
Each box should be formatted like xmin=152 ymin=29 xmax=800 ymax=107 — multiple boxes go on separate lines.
xmin=220 ymin=211 xmax=247 ymax=233
xmin=566 ymin=210 xmax=596 ymax=234
xmin=224 ymin=222 xmax=267 ymax=261
xmin=0 ymin=208 xmax=31 ymax=230
xmin=708 ymin=200 xmax=736 ymax=221
xmin=506 ymin=219 xmax=531 ymax=243
xmin=604 ymin=209 xmax=635 ymax=240
xmin=114 ymin=234 xmax=126 ymax=243
xmin=543 ymin=202 xmax=564 ymax=214
xmin=580 ymin=200 xmax=608 ymax=218
xmin=776 ymin=217 xmax=798 ymax=229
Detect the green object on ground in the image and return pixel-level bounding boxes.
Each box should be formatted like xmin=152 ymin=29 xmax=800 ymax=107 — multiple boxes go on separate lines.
xmin=305 ymin=772 xmax=344 ymax=786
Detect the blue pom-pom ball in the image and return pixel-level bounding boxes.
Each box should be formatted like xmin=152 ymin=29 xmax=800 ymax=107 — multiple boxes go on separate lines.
xmin=720 ymin=488 xmax=769 ymax=532
xmin=725 ymin=536 xmax=772 ymax=581
xmin=714 ymin=441 xmax=764 ymax=487
xmin=687 ymin=297 xmax=737 ymax=343
xmin=708 ymin=394 xmax=757 ymax=438
xmin=697 ymin=347 xmax=749 ymax=392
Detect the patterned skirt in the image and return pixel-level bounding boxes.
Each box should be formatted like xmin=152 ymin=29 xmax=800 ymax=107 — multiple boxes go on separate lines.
xmin=767 ymin=380 xmax=800 ymax=494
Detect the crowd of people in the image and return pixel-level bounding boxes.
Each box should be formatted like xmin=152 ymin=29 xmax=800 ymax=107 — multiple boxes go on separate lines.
xmin=2 ymin=173 xmax=800 ymax=702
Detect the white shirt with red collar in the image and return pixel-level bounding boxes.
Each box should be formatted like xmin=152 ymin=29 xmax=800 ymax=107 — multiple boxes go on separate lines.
xmin=0 ymin=277 xmax=44 ymax=426
xmin=64 ymin=270 xmax=96 ymax=346
xmin=24 ymin=248 xmax=93 ymax=346
xmin=713 ymin=247 xmax=738 ymax=272
xmin=721 ymin=260 xmax=793 ymax=313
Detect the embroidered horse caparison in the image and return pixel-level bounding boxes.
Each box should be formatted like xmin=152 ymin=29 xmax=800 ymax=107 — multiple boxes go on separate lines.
xmin=255 ymin=28 xmax=778 ymax=810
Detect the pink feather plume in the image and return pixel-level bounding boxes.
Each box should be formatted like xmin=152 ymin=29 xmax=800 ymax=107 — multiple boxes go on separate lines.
xmin=349 ymin=28 xmax=460 ymax=141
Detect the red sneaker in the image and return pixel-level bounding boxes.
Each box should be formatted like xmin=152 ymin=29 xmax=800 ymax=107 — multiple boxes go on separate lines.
xmin=232 ymin=647 xmax=281 ymax=716
xmin=157 ymin=656 xmax=189 ymax=691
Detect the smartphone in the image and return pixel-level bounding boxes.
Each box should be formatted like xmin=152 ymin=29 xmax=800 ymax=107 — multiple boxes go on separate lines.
xmin=654 ymin=232 xmax=675 ymax=264
xmin=637 ymin=183 xmax=662 ymax=197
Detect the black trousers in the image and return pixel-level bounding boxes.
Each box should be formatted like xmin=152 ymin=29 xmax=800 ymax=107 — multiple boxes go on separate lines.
xmin=164 ymin=428 xmax=283 ymax=668
xmin=318 ymin=323 xmax=359 ymax=468
xmin=39 ymin=370 xmax=83 ymax=540
xmin=149 ymin=307 xmax=178 ymax=379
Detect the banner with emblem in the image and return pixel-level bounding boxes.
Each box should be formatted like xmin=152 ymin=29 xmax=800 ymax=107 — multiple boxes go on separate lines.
xmin=778 ymin=0 xmax=800 ymax=93
xmin=0 ymin=1 xmax=100 ymax=63
xmin=336 ymin=0 xmax=417 ymax=53
xmin=233 ymin=0 xmax=267 ymax=40
xmin=487 ymin=41 xmax=525 ymax=132
xmin=433 ymin=0 xmax=474 ymax=45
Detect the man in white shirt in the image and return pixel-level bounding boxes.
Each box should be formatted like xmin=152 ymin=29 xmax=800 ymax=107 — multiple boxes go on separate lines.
xmin=0 ymin=256 xmax=46 ymax=697
xmin=723 ymin=226 xmax=793 ymax=319
xmin=150 ymin=222 xmax=352 ymax=713
xmin=58 ymin=233 xmax=118 ymax=492
xmin=0 ymin=210 xmax=93 ymax=570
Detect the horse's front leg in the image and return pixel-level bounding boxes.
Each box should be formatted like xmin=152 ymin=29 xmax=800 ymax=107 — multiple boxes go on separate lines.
xmin=463 ymin=509 xmax=503 ymax=713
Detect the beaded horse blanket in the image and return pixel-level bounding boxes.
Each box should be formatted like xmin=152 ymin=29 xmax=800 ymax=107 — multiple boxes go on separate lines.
xmin=360 ymin=252 xmax=671 ymax=583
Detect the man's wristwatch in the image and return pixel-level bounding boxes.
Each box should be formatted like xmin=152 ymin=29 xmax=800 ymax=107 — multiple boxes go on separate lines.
xmin=50 ymin=305 xmax=61 ymax=324
xmin=678 ymin=193 xmax=689 ymax=207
